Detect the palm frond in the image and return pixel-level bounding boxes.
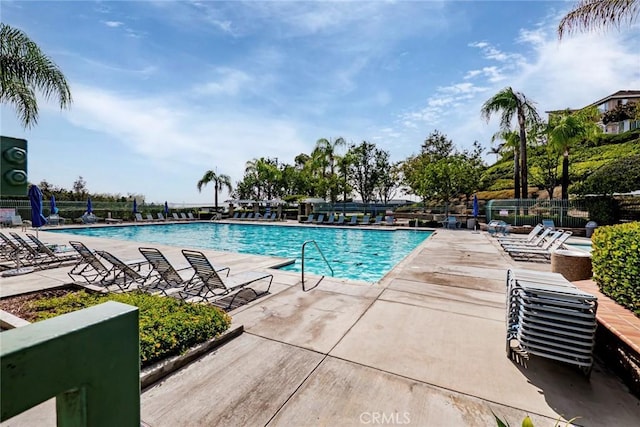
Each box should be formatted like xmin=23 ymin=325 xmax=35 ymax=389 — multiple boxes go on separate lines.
xmin=0 ymin=23 xmax=72 ymax=128
xmin=558 ymin=0 xmax=639 ymax=39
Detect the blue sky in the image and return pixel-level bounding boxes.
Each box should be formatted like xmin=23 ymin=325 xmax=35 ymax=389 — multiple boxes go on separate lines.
xmin=2 ymin=1 xmax=639 ymax=205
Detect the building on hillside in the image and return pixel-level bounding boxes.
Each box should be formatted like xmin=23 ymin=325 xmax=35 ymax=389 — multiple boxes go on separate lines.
xmin=589 ymin=90 xmax=640 ymax=134
xmin=546 ymin=90 xmax=640 ymax=135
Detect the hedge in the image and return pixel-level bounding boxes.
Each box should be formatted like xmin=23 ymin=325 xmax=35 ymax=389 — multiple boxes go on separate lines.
xmin=591 ymin=222 xmax=640 ymax=317
xmin=27 ymin=290 xmax=232 ymax=366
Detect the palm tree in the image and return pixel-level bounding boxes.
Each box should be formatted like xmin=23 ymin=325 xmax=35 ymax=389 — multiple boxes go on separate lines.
xmin=312 ymin=137 xmax=345 ymax=203
xmin=558 ymin=0 xmax=639 ymax=39
xmin=491 ymin=130 xmax=521 ymax=198
xmin=547 ymin=107 xmax=601 ymax=199
xmin=0 ymin=23 xmax=72 ymax=128
xmin=197 ymin=170 xmax=232 ymax=210
xmin=481 ymin=87 xmax=540 ymax=199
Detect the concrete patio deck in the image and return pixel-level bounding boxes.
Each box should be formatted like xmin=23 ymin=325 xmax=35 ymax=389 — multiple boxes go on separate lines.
xmin=1 ymin=224 xmax=639 ymax=426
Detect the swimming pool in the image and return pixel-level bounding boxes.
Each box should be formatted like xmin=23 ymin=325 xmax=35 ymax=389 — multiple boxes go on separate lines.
xmin=566 ymin=243 xmax=592 ymax=253
xmin=50 ymin=223 xmax=431 ymax=282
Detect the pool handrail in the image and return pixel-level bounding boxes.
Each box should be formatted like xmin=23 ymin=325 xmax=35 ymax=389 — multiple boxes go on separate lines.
xmin=301 ymin=240 xmax=334 ymax=291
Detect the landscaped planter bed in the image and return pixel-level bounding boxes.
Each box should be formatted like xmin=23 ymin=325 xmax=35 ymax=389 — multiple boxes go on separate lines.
xmin=0 ymin=287 xmax=232 ymax=368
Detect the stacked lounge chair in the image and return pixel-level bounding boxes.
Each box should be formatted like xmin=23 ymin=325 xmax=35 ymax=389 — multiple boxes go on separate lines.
xmin=506 ymin=268 xmax=597 ymax=377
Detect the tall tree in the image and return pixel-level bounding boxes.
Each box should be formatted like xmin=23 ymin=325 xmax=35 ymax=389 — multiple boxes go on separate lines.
xmin=0 ymin=23 xmax=72 ymax=128
xmin=491 ymin=130 xmax=521 ymax=199
xmin=346 ymin=141 xmax=385 ymax=204
xmin=311 ymin=137 xmax=345 ymax=202
xmin=558 ymin=0 xmax=639 ymax=39
xmin=481 ymin=87 xmax=540 ymax=199
xmin=197 ymin=170 xmax=232 ymax=210
xmin=547 ymin=107 xmax=601 ymax=199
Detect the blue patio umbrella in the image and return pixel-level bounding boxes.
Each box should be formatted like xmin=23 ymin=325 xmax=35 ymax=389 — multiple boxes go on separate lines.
xmin=472 ymin=194 xmax=479 ymax=218
xmin=28 ymin=185 xmax=47 ymax=228
xmin=87 ymin=197 xmax=93 ymax=214
xmin=164 ymin=201 xmax=169 ymax=216
xmin=133 ymin=198 xmax=138 ymax=214
xmin=50 ymin=195 xmax=58 ymax=214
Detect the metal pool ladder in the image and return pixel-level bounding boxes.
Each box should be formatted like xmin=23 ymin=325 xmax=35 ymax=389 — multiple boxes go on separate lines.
xmin=301 ymin=240 xmax=334 ymax=291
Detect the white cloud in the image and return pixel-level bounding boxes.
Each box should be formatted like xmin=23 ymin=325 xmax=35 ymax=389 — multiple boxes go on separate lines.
xmin=399 ymin=19 xmax=640 ymax=153
xmin=103 ymin=21 xmax=123 ymax=28
xmin=193 ymin=68 xmax=254 ymax=97
xmin=63 ymin=84 xmax=310 ymax=190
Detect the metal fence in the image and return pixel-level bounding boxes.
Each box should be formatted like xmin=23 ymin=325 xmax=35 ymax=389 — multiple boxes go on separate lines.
xmin=0 ymin=199 xmax=170 ymax=222
xmin=485 ymin=199 xmax=589 ymax=228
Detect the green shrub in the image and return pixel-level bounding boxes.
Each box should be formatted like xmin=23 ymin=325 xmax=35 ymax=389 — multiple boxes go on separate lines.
xmin=575 ymin=155 xmax=640 ymax=197
xmin=27 ymin=290 xmax=232 ymax=366
xmin=579 ymin=196 xmax=620 ymax=225
xmin=592 ymin=222 xmax=640 ymax=317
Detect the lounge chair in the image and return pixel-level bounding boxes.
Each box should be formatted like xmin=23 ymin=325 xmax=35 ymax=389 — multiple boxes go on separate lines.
xmin=80 ymin=213 xmax=101 ymax=224
xmin=238 ymin=212 xmax=247 ymax=220
xmin=502 ymin=228 xmax=559 ymax=250
xmin=505 ymin=231 xmax=573 ymax=262
xmin=68 ymin=241 xmax=146 ymax=285
xmin=230 ymin=212 xmax=240 ymax=220
xmin=135 ymin=213 xmax=144 ymax=222
xmin=384 ymin=216 xmax=395 ymax=226
xmin=10 ymin=215 xmax=24 ymax=228
xmin=346 ymin=216 xmax=358 ymax=226
xmin=172 ymin=213 xmax=181 ymax=221
xmin=0 ymin=232 xmax=26 ymax=263
xmin=360 ymin=214 xmax=371 ymax=225
xmin=487 ymin=220 xmax=510 ymax=236
xmin=180 ymin=213 xmax=189 ymax=221
xmin=336 ymin=215 xmax=346 ymax=225
xmin=313 ymin=214 xmax=325 ymax=224
xmin=324 ymin=214 xmax=335 ymax=225
xmin=304 ymin=214 xmax=314 ymax=223
xmin=68 ymin=241 xmax=113 ymax=284
xmin=441 ymin=216 xmax=461 ymax=229
xmin=95 ymin=250 xmax=149 ymax=292
xmin=265 ymin=212 xmax=277 ymax=221
xmin=146 ymin=213 xmax=156 ymax=222
xmin=372 ymin=215 xmax=383 ymax=225
xmin=23 ymin=233 xmax=79 ymax=268
xmin=245 ymin=213 xmax=254 ymax=220
xmin=179 ymin=249 xmax=273 ymax=307
xmin=187 ymin=212 xmax=196 ymax=220
xmin=46 ymin=213 xmax=65 ymax=226
xmin=497 ymin=224 xmax=544 ymax=244
xmin=8 ymin=232 xmax=56 ymax=268
xmin=157 ymin=212 xmax=166 ymax=221
xmin=139 ymin=247 xmax=229 ymax=295
xmin=500 ymin=227 xmax=552 ymax=249
xmin=254 ymin=213 xmax=263 ymax=220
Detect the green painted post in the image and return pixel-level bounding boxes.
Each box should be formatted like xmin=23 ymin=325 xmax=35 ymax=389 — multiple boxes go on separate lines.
xmin=1 ymin=301 xmax=140 ymax=426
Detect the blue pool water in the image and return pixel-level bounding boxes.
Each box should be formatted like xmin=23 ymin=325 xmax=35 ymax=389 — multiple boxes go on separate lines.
xmin=50 ymin=223 xmax=431 ymax=282
xmin=566 ymin=243 xmax=592 ymax=253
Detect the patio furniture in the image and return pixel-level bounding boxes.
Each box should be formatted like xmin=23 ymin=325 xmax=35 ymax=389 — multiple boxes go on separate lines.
xmin=95 ymin=250 xmax=150 ymax=292
xmin=441 ymin=216 xmax=461 ymax=229
xmin=506 ymin=268 xmax=597 ymax=378
xmin=179 ymin=249 xmax=272 ymax=307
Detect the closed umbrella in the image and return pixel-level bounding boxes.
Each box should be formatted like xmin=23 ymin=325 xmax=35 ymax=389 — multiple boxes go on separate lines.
xmin=50 ymin=195 xmax=58 ymax=214
xmin=87 ymin=197 xmax=93 ymax=214
xmin=164 ymin=201 xmax=169 ymax=216
xmin=472 ymin=194 xmax=479 ymax=218
xmin=472 ymin=194 xmax=479 ymax=232
xmin=29 ymin=185 xmax=47 ymax=228
xmin=133 ymin=198 xmax=138 ymax=214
